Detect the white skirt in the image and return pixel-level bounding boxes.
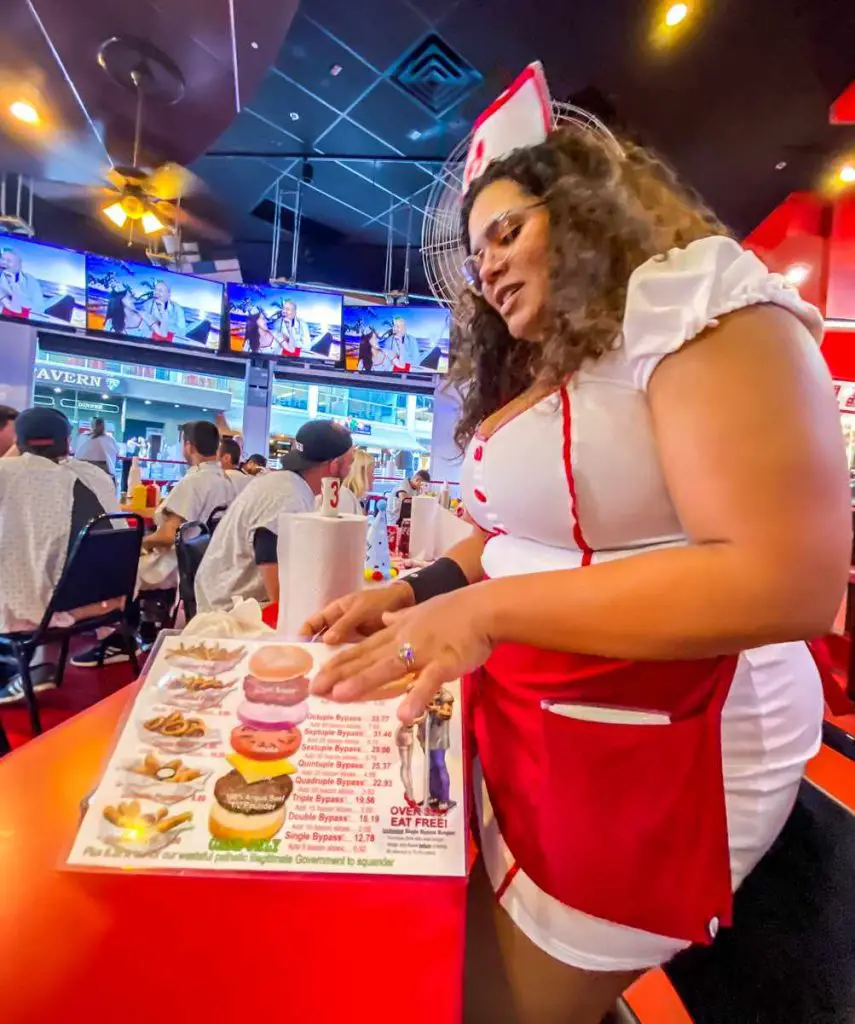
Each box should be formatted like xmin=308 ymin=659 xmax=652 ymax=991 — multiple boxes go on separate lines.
xmin=476 ymin=641 xmax=823 ymax=971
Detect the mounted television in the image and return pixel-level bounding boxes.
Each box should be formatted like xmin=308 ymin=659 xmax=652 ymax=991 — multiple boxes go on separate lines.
xmin=343 ymin=304 xmax=450 ymax=375
xmin=226 ymin=282 xmax=342 ymax=363
xmin=0 ymin=236 xmax=86 ymax=328
xmin=86 ymin=254 xmax=224 ymax=350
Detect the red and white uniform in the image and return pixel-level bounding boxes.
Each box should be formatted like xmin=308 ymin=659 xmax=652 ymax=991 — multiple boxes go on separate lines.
xmin=461 ymin=236 xmax=826 ymax=969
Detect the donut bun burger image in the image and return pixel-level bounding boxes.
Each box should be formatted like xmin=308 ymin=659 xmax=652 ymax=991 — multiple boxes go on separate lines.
xmin=210 ymin=645 xmax=315 ymax=843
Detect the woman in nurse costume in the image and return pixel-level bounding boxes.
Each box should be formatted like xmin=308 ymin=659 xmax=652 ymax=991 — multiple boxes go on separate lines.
xmin=304 ymin=64 xmax=850 ymax=1022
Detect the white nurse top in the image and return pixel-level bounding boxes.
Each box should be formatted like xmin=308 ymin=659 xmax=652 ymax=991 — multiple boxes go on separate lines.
xmin=461 ymin=236 xmax=828 ymax=971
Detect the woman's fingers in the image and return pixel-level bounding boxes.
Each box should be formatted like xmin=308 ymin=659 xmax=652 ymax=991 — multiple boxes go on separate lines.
xmin=299 ymin=598 xmax=347 ymax=639
xmin=311 ymin=628 xmax=393 ymax=694
xmin=327 ymin=651 xmax=410 ymax=702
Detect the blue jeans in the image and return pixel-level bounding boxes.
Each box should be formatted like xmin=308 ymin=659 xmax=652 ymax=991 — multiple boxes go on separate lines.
xmin=429 ymin=749 xmax=450 ymax=804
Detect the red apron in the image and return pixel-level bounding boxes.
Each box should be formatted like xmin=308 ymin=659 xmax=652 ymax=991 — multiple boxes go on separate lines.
xmin=469 ymin=644 xmax=739 ymax=945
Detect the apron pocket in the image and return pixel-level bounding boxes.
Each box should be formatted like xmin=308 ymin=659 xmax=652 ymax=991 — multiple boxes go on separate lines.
xmin=536 ymin=703 xmax=732 ymax=944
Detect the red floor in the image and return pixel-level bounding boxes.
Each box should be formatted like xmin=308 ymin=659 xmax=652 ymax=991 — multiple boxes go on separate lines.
xmin=1 ymin=648 xmax=137 ymax=751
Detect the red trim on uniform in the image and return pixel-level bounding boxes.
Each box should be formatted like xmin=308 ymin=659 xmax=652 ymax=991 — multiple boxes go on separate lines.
xmin=473 ymin=488 xmax=487 ymax=504
xmin=560 ymin=388 xmax=593 ymax=566
xmin=494 ymin=861 xmax=520 ymax=902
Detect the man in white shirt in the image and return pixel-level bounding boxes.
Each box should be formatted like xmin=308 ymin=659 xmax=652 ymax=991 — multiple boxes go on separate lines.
xmin=144 ymin=280 xmax=187 ymax=342
xmin=0 ymin=408 xmax=119 ymax=703
xmin=72 ymin=420 xmax=234 ymax=667
xmin=390 ymin=316 xmax=422 ymax=372
xmin=0 ymin=246 xmax=45 ymax=320
xmin=74 ymin=417 xmax=120 ymax=477
xmin=219 ymin=437 xmax=251 ymax=495
xmin=278 ymin=299 xmax=310 ymax=357
xmin=196 ymin=420 xmax=354 ymax=613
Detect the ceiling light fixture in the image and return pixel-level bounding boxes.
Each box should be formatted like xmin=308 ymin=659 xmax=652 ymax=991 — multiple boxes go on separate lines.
xmin=103 ymin=202 xmax=128 ymax=228
xmin=840 ymin=163 xmax=855 ymax=185
xmin=784 ymin=264 xmax=810 ymax=286
xmin=775 ymin=161 xmax=787 ymax=171
xmin=53 ymin=387 xmax=62 ymax=393
xmin=141 ymin=210 xmax=165 ymax=234
xmin=289 ymin=111 xmax=300 ymax=121
xmin=407 ymin=129 xmax=422 ymax=141
xmin=101 ymin=394 xmax=109 ymax=400
xmin=250 ymin=41 xmax=259 ymax=50
xmin=330 ymin=64 xmax=343 ymax=76
xmin=665 ymin=3 xmax=689 ymax=26
xmin=144 ymin=400 xmax=152 ymax=405
xmin=9 ymin=100 xmax=40 ymax=125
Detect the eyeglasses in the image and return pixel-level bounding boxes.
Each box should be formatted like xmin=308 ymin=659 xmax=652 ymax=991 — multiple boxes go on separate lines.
xmin=461 ymin=201 xmax=547 ymax=295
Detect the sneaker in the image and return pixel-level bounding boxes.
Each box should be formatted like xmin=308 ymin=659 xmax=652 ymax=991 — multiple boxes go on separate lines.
xmin=70 ymin=635 xmax=133 ymax=669
xmin=0 ymin=673 xmax=56 ymax=705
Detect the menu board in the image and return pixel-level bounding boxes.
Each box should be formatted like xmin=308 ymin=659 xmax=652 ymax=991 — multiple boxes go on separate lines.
xmin=67 ymin=636 xmax=466 ymax=878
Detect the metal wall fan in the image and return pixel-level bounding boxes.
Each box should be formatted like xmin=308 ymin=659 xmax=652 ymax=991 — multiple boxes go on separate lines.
xmin=420 ymin=101 xmax=622 ymax=312
xmin=34 ymin=37 xmax=229 ymax=245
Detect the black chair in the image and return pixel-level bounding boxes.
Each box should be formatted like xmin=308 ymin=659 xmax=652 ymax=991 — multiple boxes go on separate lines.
xmin=0 ymin=513 xmax=143 ymax=736
xmin=175 ymin=520 xmax=211 ymax=623
xmin=206 ymin=504 xmax=229 ymax=533
xmin=654 ymin=735 xmax=855 ymax=1023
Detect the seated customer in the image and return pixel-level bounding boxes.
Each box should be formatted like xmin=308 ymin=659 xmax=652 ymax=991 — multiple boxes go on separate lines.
xmin=243 ymin=453 xmax=268 ymax=476
xmin=72 ymin=420 xmax=234 ymax=667
xmin=219 ymin=436 xmax=251 ymax=495
xmin=0 ymin=408 xmax=119 ymax=702
xmin=196 ymin=420 xmax=354 ymax=612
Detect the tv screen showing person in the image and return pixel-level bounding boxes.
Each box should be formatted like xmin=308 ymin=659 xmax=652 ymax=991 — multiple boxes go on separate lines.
xmin=343 ymin=305 xmax=450 ymax=375
xmin=0 ymin=238 xmax=86 ymax=328
xmin=86 ymin=254 xmax=223 ymax=349
xmin=226 ymin=283 xmax=342 ymax=362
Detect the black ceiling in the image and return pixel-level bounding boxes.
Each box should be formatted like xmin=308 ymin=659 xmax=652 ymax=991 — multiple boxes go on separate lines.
xmin=192 ymin=0 xmax=855 ymax=295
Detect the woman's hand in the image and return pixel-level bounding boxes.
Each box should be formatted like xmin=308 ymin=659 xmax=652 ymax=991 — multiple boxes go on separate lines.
xmin=310 ymin=587 xmax=495 ymax=724
xmin=299 ymin=583 xmax=416 ymax=644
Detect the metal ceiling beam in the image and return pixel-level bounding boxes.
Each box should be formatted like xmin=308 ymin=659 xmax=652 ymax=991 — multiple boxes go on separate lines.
xmin=205 ymin=151 xmax=449 ymax=164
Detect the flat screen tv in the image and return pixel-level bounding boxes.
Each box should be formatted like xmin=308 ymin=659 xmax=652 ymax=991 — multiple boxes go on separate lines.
xmin=0 ymin=236 xmax=86 ymax=328
xmin=343 ymin=304 xmax=450 ymax=375
xmin=86 ymin=254 xmax=224 ymax=350
xmin=226 ymin=282 xmax=342 ymax=363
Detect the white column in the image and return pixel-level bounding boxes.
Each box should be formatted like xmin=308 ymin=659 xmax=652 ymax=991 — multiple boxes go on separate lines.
xmin=429 ymin=382 xmax=462 ymax=486
xmin=241 ymin=359 xmax=273 ymax=456
xmin=307 ymin=384 xmax=319 ymax=418
xmin=0 ymin=321 xmax=37 ymax=410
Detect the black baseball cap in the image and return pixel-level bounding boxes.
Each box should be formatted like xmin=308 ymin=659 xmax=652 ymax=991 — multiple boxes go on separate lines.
xmin=280 ymin=419 xmax=353 ymax=472
xmin=16 ymin=407 xmax=71 ymax=454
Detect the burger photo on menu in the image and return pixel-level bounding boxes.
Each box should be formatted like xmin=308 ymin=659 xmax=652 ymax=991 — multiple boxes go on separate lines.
xmin=208 ymin=770 xmax=293 ymax=842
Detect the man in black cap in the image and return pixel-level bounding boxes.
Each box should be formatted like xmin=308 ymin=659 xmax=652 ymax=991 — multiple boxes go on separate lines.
xmin=195 ymin=419 xmax=354 ymax=612
xmin=0 ymin=408 xmax=119 ymax=702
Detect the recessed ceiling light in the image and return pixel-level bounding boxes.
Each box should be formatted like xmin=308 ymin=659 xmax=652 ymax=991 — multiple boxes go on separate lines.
xmin=9 ymin=100 xmax=39 ymax=125
xmin=289 ymin=111 xmax=300 ymax=121
xmin=330 ymin=64 xmax=343 ymax=76
xmin=250 ymin=41 xmax=259 ymax=50
xmin=101 ymin=393 xmax=109 ymax=400
xmin=53 ymin=386 xmax=62 ymax=393
xmin=174 ymin=404 xmax=180 ymax=409
xmin=841 ymin=164 xmax=855 ymax=184
xmin=665 ymin=3 xmax=689 ymax=26
xmin=202 ymin=408 xmax=209 ymax=413
xmin=775 ymin=161 xmax=787 ymax=171
xmin=144 ymin=400 xmax=152 ymax=405
xmin=785 ymin=264 xmax=810 ymax=286
xmin=407 ymin=129 xmax=422 ymax=141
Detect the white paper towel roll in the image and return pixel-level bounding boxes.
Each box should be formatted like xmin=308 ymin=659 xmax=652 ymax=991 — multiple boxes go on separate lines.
xmin=409 ymin=494 xmax=438 ymax=561
xmin=276 ymin=512 xmax=368 ymax=639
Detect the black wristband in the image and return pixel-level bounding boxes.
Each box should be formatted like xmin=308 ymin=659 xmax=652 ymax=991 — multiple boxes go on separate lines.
xmin=406 ymin=557 xmax=469 ymax=604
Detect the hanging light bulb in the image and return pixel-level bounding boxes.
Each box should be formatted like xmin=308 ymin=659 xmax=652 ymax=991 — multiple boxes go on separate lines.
xmin=103 ymin=202 xmax=128 ymax=228
xmin=142 ymin=210 xmax=165 ymax=234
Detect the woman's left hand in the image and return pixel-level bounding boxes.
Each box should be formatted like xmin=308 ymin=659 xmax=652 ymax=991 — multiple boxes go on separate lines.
xmin=310 ymin=587 xmax=495 ymax=724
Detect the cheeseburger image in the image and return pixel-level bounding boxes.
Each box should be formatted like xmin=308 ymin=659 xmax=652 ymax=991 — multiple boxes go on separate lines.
xmin=209 ymin=769 xmax=293 ymax=841
xmin=243 ymin=644 xmax=313 ymax=706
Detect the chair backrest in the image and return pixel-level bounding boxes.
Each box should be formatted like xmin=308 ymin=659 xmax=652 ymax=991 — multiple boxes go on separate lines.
xmin=665 ymin=770 xmax=855 ymax=1022
xmin=42 ymin=513 xmax=144 ymax=622
xmin=206 ymin=504 xmax=229 ymax=533
xmin=175 ymin=520 xmax=210 ymax=622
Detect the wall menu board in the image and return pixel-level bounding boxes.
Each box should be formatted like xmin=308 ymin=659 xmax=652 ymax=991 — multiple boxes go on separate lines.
xmin=0 ymin=236 xmax=86 ymax=329
xmin=226 ymin=282 xmax=342 ymax=364
xmin=86 ymin=254 xmax=224 ymax=351
xmin=343 ymin=304 xmax=450 ymax=375
xmin=67 ymin=635 xmax=466 ymax=878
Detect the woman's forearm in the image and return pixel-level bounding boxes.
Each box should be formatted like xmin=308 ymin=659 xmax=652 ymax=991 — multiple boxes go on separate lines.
xmin=480 ymin=542 xmax=844 ymax=660
xmin=443 ymin=532 xmax=488 ymax=584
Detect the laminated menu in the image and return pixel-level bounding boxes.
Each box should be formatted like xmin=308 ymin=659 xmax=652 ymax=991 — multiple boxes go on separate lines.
xmin=67 ymin=635 xmax=466 ymax=878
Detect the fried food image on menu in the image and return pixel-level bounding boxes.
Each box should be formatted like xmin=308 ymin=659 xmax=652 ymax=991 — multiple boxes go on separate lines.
xmin=209 ymin=770 xmax=293 ymax=842
xmin=164 ymin=672 xmax=236 ymax=711
xmin=100 ymin=799 xmax=193 ymax=854
xmin=140 ymin=710 xmax=215 ymax=755
xmin=164 ymin=641 xmax=246 ymax=675
xmin=118 ymin=752 xmax=210 ymax=804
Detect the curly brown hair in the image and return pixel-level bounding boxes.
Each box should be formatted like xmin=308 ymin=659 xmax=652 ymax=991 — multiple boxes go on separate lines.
xmin=448 ymin=125 xmax=730 ymax=450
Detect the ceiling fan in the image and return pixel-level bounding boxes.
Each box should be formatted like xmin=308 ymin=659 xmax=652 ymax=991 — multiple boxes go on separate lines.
xmin=28 ymin=37 xmax=230 ymax=246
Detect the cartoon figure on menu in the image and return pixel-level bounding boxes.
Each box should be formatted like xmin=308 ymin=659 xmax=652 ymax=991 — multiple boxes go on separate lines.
xmin=0 ymin=246 xmax=44 ymax=320
xmin=143 ymin=280 xmax=187 ymax=342
xmin=389 ymin=316 xmax=421 ymax=373
xmin=417 ymin=688 xmax=455 ymax=813
xmin=278 ymin=299 xmax=310 ymax=357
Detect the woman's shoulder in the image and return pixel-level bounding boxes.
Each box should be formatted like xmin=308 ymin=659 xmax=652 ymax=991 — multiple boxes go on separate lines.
xmin=618 ymin=236 xmax=824 ymax=390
